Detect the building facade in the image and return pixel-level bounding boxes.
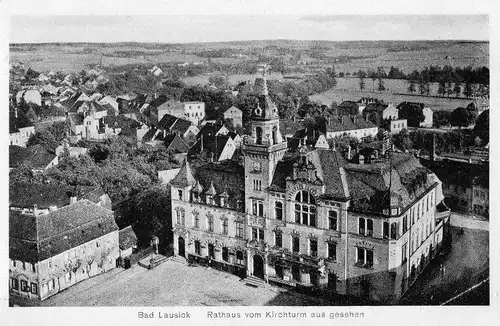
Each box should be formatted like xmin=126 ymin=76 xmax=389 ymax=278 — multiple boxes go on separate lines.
xmin=169 ymin=71 xmax=449 ymax=303
xmin=9 ymin=200 xmax=119 ymax=303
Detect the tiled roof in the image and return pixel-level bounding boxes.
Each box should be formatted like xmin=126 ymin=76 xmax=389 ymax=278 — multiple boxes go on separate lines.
xmin=9 ymin=199 xmax=118 ymax=263
xmin=193 ymin=160 xmax=245 ymax=210
xmin=197 ymin=122 xmax=225 ymax=138
xmin=103 ymin=115 xmax=142 ymax=130
xmin=363 ymin=103 xmax=388 ymax=113
xmin=188 ymin=135 xmax=231 ymax=161
xmin=164 ymin=134 xmax=189 ymax=153
xmin=119 ymin=226 xmax=138 ymax=250
xmin=9 ymin=182 xmax=108 ymax=209
xmin=325 ymin=116 xmax=376 ymax=132
xmin=9 ymin=145 xmax=57 ymax=170
xmin=158 ymin=114 xmax=192 ymax=135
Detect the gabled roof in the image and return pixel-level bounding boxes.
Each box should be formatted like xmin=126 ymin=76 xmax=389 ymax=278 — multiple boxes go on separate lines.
xmin=67 ymin=112 xmax=85 ymax=126
xmin=197 ymin=122 xmax=226 ymax=138
xmin=164 ymin=134 xmax=189 ymax=153
xmin=10 ymin=199 xmax=118 ymax=263
xmin=9 ymin=145 xmax=57 ymax=170
xmin=188 ymin=135 xmax=231 ymax=161
xmin=157 ymin=114 xmax=193 ymax=135
xmin=363 ymin=103 xmax=389 ymax=113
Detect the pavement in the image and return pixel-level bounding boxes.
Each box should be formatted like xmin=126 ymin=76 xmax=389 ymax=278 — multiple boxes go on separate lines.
xmin=400 ymin=226 xmax=489 ymax=305
xmin=40 ymin=259 xmax=337 ymax=307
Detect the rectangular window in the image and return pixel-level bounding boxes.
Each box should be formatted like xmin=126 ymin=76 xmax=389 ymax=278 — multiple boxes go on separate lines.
xmin=252 ymin=228 xmax=257 ymax=241
xmin=195 ymin=241 xmax=201 ymax=255
xmin=390 ymin=222 xmax=398 ymax=240
xmin=295 ymin=204 xmax=301 ymax=223
xmin=329 ymin=211 xmax=338 ymax=230
xmin=403 ymin=215 xmax=408 ymax=233
xmin=10 ymin=278 xmax=19 ymax=290
xmin=208 ymin=244 xmax=215 ymax=259
xmin=310 ymin=207 xmax=317 ymax=227
xmin=253 ymin=179 xmax=262 ymax=191
xmin=236 ymin=223 xmax=244 ymax=238
xmin=222 ymin=247 xmax=229 ymax=262
xmin=367 ymin=219 xmax=373 ymax=236
xmin=236 ymin=251 xmax=244 ymax=261
xmin=194 ymin=214 xmax=199 ymax=229
xmin=292 ymin=237 xmax=300 ymax=254
xmin=176 ymin=210 xmax=185 ymax=225
xmin=252 ymin=200 xmax=264 ymax=217
xmin=208 ymin=216 xmax=214 ymax=232
xmin=222 ymin=219 xmax=228 ymax=235
xmin=359 ymin=218 xmax=365 ymax=235
xmin=309 ymin=239 xmax=318 ymax=257
xmin=402 ymin=243 xmax=408 ymax=263
xmin=30 ymin=283 xmax=38 ymax=295
xmin=328 ymin=242 xmax=336 ymax=261
xmin=275 ymin=202 xmax=283 ymax=220
xmin=275 ymin=232 xmax=282 ymax=248
xmin=178 ymin=190 xmax=183 ymax=200
xmin=356 ymin=248 xmax=374 ymax=268
xmin=22 ymin=261 xmax=26 ymax=270
xmin=21 ymin=280 xmax=29 ymax=292
xmin=383 ymin=222 xmax=389 ymax=239
xmin=252 ymin=228 xmax=264 ymax=241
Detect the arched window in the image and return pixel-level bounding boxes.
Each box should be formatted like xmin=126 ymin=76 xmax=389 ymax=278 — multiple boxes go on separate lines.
xmin=272 ymin=126 xmax=278 ymax=145
xmin=256 ymin=127 xmax=263 ymax=144
xmin=194 ymin=240 xmax=201 ymax=255
xmin=294 ymin=191 xmax=317 ymax=227
xmin=275 ymin=202 xmax=283 ymax=220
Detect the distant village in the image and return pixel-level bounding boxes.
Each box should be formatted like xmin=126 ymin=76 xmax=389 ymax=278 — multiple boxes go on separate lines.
xmin=9 ymin=60 xmax=489 ymax=306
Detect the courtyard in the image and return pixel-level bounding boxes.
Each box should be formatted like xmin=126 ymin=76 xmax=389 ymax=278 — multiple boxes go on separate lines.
xmin=40 ymin=259 xmax=338 ymax=307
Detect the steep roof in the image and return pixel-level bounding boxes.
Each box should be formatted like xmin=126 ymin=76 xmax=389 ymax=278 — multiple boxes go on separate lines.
xmin=9 ymin=145 xmax=57 ymax=170
xmin=188 ymin=135 xmax=231 ymax=161
xmin=9 ymin=199 xmax=118 ymax=263
xmin=197 ymin=122 xmax=225 ymax=138
xmin=119 ymin=226 xmax=138 ymax=250
xmin=158 ymin=114 xmax=193 ymax=135
xmin=171 ymin=159 xmax=196 ymax=187
xmin=164 ymin=134 xmax=189 ymax=153
xmin=193 ymin=160 xmax=245 ymax=210
xmin=363 ymin=103 xmax=389 ymax=113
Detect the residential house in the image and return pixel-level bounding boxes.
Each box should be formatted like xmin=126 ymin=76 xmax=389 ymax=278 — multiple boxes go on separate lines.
xmin=157 ymin=114 xmax=200 ymax=146
xmin=10 ymin=109 xmax=35 ymax=147
xmin=98 ymin=95 xmax=119 ymax=114
xmin=221 ymin=106 xmax=243 ymax=127
xmin=16 ymin=89 xmax=42 ymax=106
xmin=9 ymin=200 xmax=119 ymax=303
xmin=323 ymin=116 xmax=378 ymax=140
xmin=149 ymin=66 xmax=162 ymax=77
xmin=197 ymin=122 xmax=230 ymax=139
xmin=362 ymin=103 xmax=398 ymax=126
xmin=119 ymin=226 xmax=138 ymax=262
xmin=188 ymin=135 xmax=237 ymax=162
xmin=9 ymin=145 xmax=59 ymax=172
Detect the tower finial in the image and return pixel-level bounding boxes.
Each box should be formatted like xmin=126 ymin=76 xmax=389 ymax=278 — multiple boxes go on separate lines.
xmin=258 ymin=63 xmax=269 ymax=96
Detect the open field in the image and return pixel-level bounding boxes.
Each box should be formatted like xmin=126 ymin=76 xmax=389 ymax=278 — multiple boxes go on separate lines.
xmin=10 ymin=40 xmax=488 ymax=74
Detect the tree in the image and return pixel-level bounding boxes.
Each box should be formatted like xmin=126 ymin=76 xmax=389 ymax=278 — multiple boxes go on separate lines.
xmin=26 ymin=129 xmax=59 ymax=151
xmin=438 ymin=81 xmax=446 ymax=97
xmin=377 ymin=77 xmax=385 ymax=93
xmin=398 ymin=103 xmax=425 ymax=127
xmin=208 ymin=75 xmax=230 ymax=90
xmin=358 ymin=69 xmax=367 ymax=92
xmin=433 ymin=110 xmax=452 ymax=128
xmin=450 ymin=107 xmax=474 ymax=129
xmin=463 ymin=82 xmax=473 ymax=98
xmin=446 ymin=81 xmax=453 ymax=97
xmin=453 ymin=83 xmax=462 ymax=97
xmin=407 ymin=79 xmax=416 ymax=95
xmin=368 ymin=69 xmax=377 ymax=90
xmin=393 ymin=129 xmax=414 ymax=151
xmin=473 ymin=110 xmax=489 ymax=144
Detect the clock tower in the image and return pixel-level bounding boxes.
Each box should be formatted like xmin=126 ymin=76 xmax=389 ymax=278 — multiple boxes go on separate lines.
xmin=243 ymin=64 xmax=287 ymax=221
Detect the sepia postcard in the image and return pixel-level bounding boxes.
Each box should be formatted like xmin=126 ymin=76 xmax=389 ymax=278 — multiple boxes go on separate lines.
xmin=1 ymin=0 xmax=499 ymax=325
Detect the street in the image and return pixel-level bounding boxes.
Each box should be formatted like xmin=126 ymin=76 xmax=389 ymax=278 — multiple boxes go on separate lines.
xmin=400 ymin=226 xmax=489 ymax=305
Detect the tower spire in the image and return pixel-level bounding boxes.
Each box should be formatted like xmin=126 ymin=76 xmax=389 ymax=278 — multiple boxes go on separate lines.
xmin=258 ymin=63 xmax=269 ymax=96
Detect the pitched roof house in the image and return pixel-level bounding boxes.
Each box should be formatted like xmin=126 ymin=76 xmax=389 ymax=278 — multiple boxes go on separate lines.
xmin=9 ymin=145 xmax=59 ymax=171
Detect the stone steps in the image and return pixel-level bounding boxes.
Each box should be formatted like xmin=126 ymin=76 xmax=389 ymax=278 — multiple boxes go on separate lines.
xmin=169 ymin=255 xmax=188 ymax=265
xmin=242 ymin=275 xmax=268 ymax=288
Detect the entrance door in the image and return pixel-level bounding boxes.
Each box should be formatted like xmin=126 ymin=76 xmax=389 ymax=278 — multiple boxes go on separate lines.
xmin=328 ymin=273 xmax=337 ymax=292
xmin=253 ymin=255 xmax=264 ymax=279
xmin=178 ymin=237 xmax=185 ymax=257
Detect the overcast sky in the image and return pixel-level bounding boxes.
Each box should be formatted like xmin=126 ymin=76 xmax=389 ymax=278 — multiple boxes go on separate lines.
xmin=10 ymin=15 xmax=488 ymax=43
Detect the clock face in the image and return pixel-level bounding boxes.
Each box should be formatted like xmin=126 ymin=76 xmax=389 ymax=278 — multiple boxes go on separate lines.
xmin=253 ymin=161 xmax=262 ymax=172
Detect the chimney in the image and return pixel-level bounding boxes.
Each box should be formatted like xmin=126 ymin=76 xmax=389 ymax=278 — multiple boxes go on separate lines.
xmin=70 ymin=196 xmax=78 ymax=205
xmin=49 ymin=205 xmax=58 ymax=212
xmin=347 ymin=145 xmax=352 ymax=159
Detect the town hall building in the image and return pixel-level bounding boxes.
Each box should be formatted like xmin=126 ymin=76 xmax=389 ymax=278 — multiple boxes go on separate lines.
xmin=169 ymin=68 xmax=450 ymax=303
